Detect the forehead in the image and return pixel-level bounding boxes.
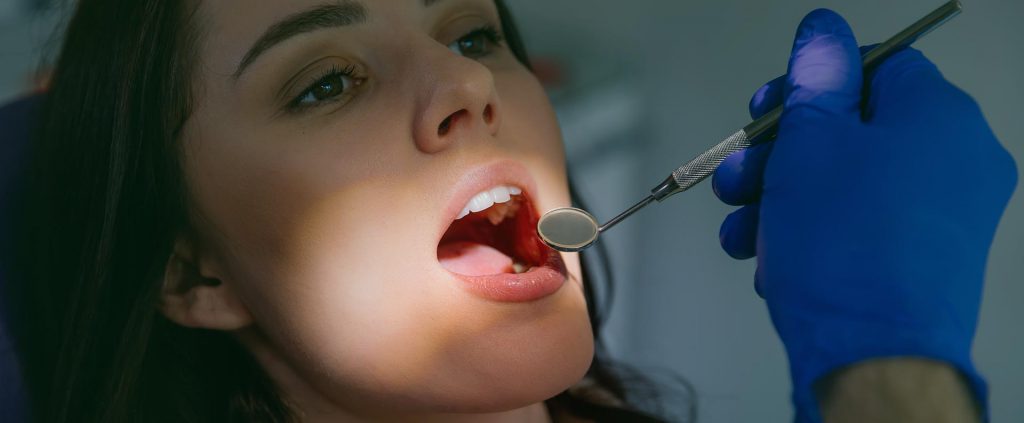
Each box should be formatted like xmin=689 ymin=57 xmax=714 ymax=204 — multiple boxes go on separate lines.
xmin=200 ymin=0 xmax=426 ymax=32
xmin=194 ymin=0 xmax=495 ymax=79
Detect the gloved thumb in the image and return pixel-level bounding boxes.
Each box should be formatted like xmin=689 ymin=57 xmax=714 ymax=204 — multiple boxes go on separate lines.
xmin=783 ymin=9 xmax=863 ymax=119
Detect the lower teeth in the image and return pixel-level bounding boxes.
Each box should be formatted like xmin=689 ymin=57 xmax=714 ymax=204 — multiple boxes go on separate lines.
xmin=512 ymin=262 xmax=528 ymax=274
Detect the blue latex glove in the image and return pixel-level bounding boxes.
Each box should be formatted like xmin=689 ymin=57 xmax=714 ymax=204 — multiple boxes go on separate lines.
xmin=712 ymin=9 xmax=1018 ymax=422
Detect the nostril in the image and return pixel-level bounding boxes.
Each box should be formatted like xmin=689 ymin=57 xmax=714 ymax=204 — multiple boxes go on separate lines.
xmin=482 ymin=104 xmax=494 ymax=125
xmin=438 ymin=115 xmax=453 ymax=136
xmin=437 ymin=109 xmax=468 ymax=137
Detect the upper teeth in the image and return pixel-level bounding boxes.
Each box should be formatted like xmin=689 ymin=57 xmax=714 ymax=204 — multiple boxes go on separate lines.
xmin=457 ymin=185 xmax=522 ymax=219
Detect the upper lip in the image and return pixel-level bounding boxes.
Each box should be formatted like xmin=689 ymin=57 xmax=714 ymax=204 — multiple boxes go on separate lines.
xmin=437 ymin=160 xmax=539 ymax=242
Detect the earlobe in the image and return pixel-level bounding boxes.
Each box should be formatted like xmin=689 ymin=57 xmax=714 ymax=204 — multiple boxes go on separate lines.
xmin=159 ymin=236 xmax=253 ymax=330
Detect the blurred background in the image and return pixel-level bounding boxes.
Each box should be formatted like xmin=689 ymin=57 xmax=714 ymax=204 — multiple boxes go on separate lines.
xmin=2 ymin=0 xmax=1022 ymax=421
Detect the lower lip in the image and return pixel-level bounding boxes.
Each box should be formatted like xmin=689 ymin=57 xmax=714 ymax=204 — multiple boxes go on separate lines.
xmin=449 ymin=248 xmax=567 ymax=302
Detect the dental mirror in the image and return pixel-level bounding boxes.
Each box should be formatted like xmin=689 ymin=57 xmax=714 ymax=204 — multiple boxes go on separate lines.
xmin=538 ymin=196 xmax=656 ymax=252
xmin=537 ymin=208 xmax=599 ymax=252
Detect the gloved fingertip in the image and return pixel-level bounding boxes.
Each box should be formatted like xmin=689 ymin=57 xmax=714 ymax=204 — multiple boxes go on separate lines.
xmin=713 ymin=144 xmax=771 ymax=206
xmin=795 ymin=8 xmax=855 ymax=45
xmin=749 ymin=75 xmax=785 ymax=120
xmin=719 ymin=204 xmax=759 ymax=260
xmin=711 ymin=167 xmax=723 ymax=199
xmin=713 ymin=152 xmax=748 ymax=206
xmin=785 ymin=8 xmax=863 ymax=116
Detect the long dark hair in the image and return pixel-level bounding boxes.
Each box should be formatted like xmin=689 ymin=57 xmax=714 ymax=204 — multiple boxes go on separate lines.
xmin=7 ymin=0 xmax=693 ymax=421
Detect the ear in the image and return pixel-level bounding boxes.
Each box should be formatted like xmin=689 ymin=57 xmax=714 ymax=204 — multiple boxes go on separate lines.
xmin=159 ymin=235 xmax=253 ymax=330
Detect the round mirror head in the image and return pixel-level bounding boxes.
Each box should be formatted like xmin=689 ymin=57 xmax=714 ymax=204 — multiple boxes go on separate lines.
xmin=537 ymin=207 xmax=600 ymax=252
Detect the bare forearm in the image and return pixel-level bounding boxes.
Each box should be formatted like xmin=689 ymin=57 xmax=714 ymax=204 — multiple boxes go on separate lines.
xmin=817 ymin=358 xmax=980 ymax=423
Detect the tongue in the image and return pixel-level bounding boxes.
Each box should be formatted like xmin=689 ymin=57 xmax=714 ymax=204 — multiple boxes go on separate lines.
xmin=438 ymin=241 xmax=514 ymax=276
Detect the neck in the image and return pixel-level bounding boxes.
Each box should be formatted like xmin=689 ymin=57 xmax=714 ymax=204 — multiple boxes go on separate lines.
xmin=305 ymin=403 xmax=553 ymax=423
xmin=237 ymin=328 xmax=558 ymax=423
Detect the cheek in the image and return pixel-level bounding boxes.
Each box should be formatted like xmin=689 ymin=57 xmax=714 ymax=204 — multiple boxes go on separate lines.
xmin=499 ymin=70 xmax=567 ymax=173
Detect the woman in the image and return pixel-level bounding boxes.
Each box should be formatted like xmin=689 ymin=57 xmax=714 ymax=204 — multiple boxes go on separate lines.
xmin=8 ymin=0 xmax=685 ymax=421
xmin=5 ymin=0 xmax=1016 ymax=422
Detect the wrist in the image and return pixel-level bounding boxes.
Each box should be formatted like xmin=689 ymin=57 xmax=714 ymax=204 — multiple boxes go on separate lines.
xmin=770 ymin=311 xmax=987 ymax=423
xmin=816 ymin=358 xmax=981 ymax=423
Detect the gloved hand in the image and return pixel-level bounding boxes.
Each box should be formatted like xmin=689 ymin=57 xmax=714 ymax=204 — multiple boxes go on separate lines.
xmin=711 ymin=9 xmax=1018 ymax=423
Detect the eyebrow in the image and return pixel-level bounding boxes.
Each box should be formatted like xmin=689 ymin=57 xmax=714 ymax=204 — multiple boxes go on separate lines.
xmin=233 ymin=0 xmax=448 ymax=79
xmin=233 ymin=2 xmax=367 ymax=79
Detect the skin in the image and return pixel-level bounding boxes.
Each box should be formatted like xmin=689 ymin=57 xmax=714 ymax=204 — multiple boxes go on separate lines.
xmin=155 ymin=0 xmax=982 ymax=421
xmin=819 ymin=359 xmax=980 ymax=423
xmin=160 ymin=0 xmax=591 ymax=421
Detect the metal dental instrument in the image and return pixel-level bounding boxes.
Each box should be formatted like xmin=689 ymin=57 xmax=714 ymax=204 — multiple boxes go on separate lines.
xmin=538 ymin=0 xmax=963 ymax=253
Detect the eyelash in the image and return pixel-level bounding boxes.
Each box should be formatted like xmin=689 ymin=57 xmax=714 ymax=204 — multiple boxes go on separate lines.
xmin=463 ymin=25 xmax=504 ymax=51
xmin=285 ymin=25 xmax=505 ymax=114
xmin=286 ymin=64 xmax=361 ymax=113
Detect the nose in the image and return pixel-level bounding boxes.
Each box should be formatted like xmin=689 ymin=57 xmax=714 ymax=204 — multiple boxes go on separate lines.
xmin=413 ymin=50 xmax=502 ymax=154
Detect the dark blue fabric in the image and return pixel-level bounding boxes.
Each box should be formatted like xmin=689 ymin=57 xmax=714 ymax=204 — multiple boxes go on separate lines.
xmin=711 ymin=9 xmax=1017 ymax=423
xmin=0 ymin=94 xmax=40 ymax=423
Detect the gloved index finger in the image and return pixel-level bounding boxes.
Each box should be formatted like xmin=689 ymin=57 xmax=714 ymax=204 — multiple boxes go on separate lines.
xmin=753 ymin=45 xmax=874 ymax=124
xmin=783 ymin=9 xmax=864 ymax=119
xmin=749 ymin=75 xmax=785 ymax=121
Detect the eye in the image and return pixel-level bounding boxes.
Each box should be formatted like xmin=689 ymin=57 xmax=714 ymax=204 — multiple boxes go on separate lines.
xmin=447 ymin=25 xmax=504 ymax=59
xmin=289 ymin=64 xmax=362 ymax=112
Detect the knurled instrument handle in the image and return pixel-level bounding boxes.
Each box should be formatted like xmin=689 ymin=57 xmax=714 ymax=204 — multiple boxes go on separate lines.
xmin=650 ymin=0 xmax=961 ymax=201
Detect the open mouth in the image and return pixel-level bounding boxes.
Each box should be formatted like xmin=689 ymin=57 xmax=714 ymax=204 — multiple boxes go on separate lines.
xmin=437 ymin=185 xmax=549 ymax=277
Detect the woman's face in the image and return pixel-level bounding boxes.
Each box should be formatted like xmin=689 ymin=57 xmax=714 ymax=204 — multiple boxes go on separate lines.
xmin=180 ymin=0 xmax=592 ymax=418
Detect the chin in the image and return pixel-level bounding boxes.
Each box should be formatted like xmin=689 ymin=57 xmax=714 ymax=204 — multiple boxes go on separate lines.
xmin=427 ymin=308 xmax=595 ymax=414
xmin=369 ymin=278 xmax=595 ymax=414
